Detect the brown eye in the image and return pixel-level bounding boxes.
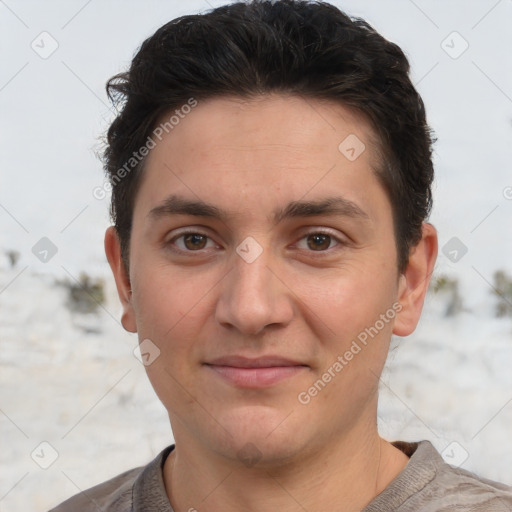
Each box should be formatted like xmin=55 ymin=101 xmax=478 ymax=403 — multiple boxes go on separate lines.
xmin=183 ymin=233 xmax=208 ymax=250
xmin=306 ymin=233 xmax=332 ymax=251
xmin=167 ymin=230 xmax=219 ymax=255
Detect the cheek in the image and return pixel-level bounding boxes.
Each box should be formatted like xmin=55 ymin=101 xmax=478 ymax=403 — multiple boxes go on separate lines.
xmin=131 ymin=261 xmax=219 ymax=367
xmin=131 ymin=264 xmax=191 ymax=339
xmin=302 ymin=259 xmax=397 ymax=327
xmin=131 ymin=268 xmax=206 ymax=402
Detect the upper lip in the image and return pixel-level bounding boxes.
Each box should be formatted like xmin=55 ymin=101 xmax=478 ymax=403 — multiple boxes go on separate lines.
xmin=205 ymin=355 xmax=307 ymax=368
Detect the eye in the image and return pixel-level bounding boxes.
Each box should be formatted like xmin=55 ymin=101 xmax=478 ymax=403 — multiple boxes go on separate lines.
xmin=296 ymin=230 xmax=344 ymax=252
xmin=168 ymin=231 xmax=218 ymax=252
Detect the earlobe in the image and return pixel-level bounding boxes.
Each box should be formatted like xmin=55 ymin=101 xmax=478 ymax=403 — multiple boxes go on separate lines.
xmin=393 ymin=223 xmax=438 ymax=337
xmin=104 ymin=226 xmax=138 ymax=333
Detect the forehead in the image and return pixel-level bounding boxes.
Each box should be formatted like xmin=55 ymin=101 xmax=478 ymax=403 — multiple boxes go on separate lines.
xmin=134 ymin=94 xmax=389 ymax=225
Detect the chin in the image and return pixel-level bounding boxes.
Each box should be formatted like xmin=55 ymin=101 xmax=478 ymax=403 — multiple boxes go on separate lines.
xmin=209 ymin=405 xmax=307 ymax=467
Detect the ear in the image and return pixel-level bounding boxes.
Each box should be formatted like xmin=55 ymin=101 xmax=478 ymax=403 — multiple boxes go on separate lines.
xmin=393 ymin=223 xmax=438 ymax=337
xmin=104 ymin=226 xmax=137 ymax=333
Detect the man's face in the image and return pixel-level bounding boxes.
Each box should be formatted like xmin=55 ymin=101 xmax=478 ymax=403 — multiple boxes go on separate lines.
xmin=116 ymin=95 xmax=407 ymax=464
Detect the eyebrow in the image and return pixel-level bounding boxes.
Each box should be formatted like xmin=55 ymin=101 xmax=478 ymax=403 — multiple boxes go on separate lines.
xmin=148 ymin=194 xmax=370 ymax=225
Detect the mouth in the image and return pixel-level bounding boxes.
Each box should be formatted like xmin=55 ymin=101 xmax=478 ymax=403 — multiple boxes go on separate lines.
xmin=204 ymin=355 xmax=309 ymax=388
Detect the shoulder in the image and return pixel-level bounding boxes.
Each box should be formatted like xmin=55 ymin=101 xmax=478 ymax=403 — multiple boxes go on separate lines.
xmin=48 ymin=445 xmax=174 ymax=512
xmin=396 ymin=440 xmax=512 ymax=511
xmin=48 ymin=465 xmax=142 ymax=511
xmin=432 ymin=455 xmax=512 ymax=510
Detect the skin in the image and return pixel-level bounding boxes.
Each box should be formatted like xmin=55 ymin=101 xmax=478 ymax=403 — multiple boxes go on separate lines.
xmin=106 ymin=94 xmax=438 ymax=512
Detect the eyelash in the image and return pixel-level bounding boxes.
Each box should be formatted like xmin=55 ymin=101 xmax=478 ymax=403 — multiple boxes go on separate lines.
xmin=166 ymin=228 xmax=346 ymax=256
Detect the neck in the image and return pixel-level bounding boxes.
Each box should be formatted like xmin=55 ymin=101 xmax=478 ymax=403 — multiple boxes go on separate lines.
xmin=163 ymin=424 xmax=409 ymax=512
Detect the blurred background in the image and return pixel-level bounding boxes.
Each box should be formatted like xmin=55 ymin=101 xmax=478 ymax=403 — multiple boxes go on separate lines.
xmin=1 ymin=0 xmax=511 ymax=510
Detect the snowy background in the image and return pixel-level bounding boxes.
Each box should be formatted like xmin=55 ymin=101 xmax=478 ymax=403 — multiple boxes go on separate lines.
xmin=1 ymin=1 xmax=511 ymax=510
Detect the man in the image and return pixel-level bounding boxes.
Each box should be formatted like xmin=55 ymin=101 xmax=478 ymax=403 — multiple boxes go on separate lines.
xmin=50 ymin=1 xmax=512 ymax=510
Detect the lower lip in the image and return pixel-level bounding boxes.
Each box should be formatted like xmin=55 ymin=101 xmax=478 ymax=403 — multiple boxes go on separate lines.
xmin=205 ymin=365 xmax=307 ymax=388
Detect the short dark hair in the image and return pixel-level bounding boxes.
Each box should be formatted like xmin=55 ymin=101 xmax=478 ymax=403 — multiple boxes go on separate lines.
xmin=103 ymin=0 xmax=435 ymax=273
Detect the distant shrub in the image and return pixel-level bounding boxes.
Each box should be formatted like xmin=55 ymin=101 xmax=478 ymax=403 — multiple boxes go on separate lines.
xmin=492 ymin=270 xmax=512 ymax=318
xmin=5 ymin=249 xmax=20 ymax=268
xmin=62 ymin=272 xmax=105 ymax=314
xmin=430 ymin=274 xmax=463 ymax=317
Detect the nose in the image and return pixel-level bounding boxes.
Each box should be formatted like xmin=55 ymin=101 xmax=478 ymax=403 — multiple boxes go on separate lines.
xmin=215 ymin=246 xmax=294 ymax=336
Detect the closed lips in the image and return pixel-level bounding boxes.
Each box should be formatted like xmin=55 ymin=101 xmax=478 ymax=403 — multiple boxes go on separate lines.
xmin=205 ymin=356 xmax=308 ymax=368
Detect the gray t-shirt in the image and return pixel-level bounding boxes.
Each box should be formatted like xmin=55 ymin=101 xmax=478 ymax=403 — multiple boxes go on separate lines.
xmin=49 ymin=440 xmax=512 ymax=511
